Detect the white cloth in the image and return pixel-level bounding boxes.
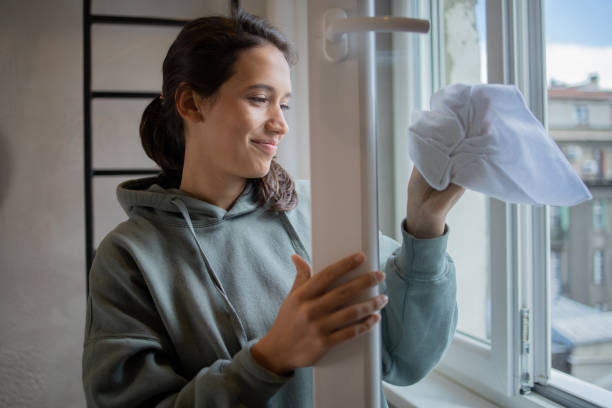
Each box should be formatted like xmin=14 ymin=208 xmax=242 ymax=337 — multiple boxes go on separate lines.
xmin=407 ymin=83 xmax=591 ymax=206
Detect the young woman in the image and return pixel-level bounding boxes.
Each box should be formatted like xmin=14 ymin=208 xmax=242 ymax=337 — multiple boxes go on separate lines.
xmin=82 ymin=9 xmax=465 ymax=408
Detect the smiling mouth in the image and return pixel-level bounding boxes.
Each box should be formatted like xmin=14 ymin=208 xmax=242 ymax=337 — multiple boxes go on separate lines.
xmin=251 ymin=140 xmax=278 ymax=154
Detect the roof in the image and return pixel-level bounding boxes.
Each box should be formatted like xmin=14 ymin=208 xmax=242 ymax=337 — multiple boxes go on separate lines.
xmin=548 ymin=88 xmax=612 ymax=101
xmin=552 ymin=296 xmax=612 ymax=347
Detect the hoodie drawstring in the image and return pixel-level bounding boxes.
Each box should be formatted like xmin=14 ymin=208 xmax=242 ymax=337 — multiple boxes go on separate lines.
xmin=280 ymin=212 xmax=311 ymax=263
xmin=171 ymin=198 xmax=248 ymax=347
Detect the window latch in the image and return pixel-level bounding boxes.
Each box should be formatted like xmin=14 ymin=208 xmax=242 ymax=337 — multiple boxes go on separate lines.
xmin=520 ymin=307 xmax=532 ymax=394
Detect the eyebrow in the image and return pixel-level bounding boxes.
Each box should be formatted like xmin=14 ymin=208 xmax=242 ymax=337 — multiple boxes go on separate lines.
xmin=247 ymin=84 xmax=292 ymax=98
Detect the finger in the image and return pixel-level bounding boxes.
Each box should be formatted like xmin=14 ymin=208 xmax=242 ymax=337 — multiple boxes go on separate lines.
xmin=325 ymin=314 xmax=381 ymax=348
xmin=409 ymin=166 xmax=432 ymax=189
xmin=290 ymin=254 xmax=311 ymax=291
xmin=299 ymin=252 xmax=365 ymax=299
xmin=319 ymin=294 xmax=388 ymax=333
xmin=309 ymin=271 xmax=385 ymax=317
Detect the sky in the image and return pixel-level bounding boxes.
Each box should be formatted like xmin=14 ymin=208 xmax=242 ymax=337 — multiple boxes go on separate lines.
xmin=545 ymin=0 xmax=612 ymax=89
xmin=545 ymin=0 xmax=612 ymax=47
xmin=475 ymin=0 xmax=612 ymax=89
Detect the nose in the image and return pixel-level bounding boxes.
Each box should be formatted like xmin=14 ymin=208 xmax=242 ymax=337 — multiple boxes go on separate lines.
xmin=266 ymin=105 xmax=289 ymax=136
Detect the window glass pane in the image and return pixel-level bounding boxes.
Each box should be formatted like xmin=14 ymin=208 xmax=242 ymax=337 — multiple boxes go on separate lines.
xmin=546 ymin=0 xmax=612 ymax=391
xmin=374 ymin=0 xmax=399 ymax=239
xmin=442 ymin=0 xmax=491 ymax=342
xmin=376 ymin=0 xmax=490 ymax=342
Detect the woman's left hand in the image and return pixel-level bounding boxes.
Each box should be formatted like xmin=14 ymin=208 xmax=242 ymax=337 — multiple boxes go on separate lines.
xmin=405 ymin=167 xmax=465 ymax=238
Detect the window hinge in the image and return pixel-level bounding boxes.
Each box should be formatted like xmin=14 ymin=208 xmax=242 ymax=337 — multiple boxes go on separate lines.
xmin=520 ymin=307 xmax=532 ymax=394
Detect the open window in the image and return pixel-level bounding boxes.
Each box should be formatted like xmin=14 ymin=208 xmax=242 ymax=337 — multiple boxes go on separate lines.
xmin=377 ymin=0 xmax=612 ymax=406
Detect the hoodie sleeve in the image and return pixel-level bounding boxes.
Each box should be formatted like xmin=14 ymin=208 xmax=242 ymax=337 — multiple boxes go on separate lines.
xmin=82 ymin=239 xmax=291 ymax=408
xmin=378 ymin=221 xmax=458 ymax=386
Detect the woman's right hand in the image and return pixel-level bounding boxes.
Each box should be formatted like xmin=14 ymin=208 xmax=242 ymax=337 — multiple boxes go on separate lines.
xmin=251 ymin=253 xmax=388 ymax=375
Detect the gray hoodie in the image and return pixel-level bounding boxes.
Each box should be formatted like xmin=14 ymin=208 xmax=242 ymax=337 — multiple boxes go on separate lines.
xmin=82 ymin=176 xmax=457 ymax=407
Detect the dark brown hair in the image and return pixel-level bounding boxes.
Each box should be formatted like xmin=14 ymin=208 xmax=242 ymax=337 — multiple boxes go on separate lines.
xmin=140 ymin=9 xmax=298 ymax=212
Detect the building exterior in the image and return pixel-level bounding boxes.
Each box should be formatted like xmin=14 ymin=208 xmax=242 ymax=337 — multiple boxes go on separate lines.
xmin=551 ymin=296 xmax=612 ymax=391
xmin=549 ymin=74 xmax=612 ymax=310
xmin=548 ymin=75 xmax=612 ymax=389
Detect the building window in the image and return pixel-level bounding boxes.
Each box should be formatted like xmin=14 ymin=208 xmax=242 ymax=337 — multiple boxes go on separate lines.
xmin=550 ymin=206 xmax=570 ymax=240
xmin=551 ymin=250 xmax=562 ymax=298
xmin=550 ymin=206 xmax=561 ymax=229
xmin=581 ymin=159 xmax=599 ymax=177
xmin=592 ymin=200 xmax=606 ymax=231
xmin=575 ymin=104 xmax=589 ymax=126
xmin=563 ymin=144 xmax=582 ymax=163
xmin=592 ymin=250 xmax=604 ymax=285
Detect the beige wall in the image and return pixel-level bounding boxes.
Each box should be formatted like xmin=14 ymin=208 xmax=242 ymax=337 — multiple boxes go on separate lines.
xmin=549 ymin=100 xmax=612 ymax=129
xmin=0 ymin=0 xmax=280 ymax=406
xmin=0 ymin=0 xmax=86 ymax=406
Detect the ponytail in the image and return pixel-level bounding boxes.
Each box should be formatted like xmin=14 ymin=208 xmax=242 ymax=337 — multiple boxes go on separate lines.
xmin=140 ymin=96 xmax=184 ymax=182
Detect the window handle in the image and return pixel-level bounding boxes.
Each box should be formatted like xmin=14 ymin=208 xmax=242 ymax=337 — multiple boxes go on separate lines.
xmin=323 ymin=8 xmax=430 ymax=62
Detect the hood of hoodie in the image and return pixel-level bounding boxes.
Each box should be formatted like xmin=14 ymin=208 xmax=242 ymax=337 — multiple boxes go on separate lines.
xmin=114 ymin=174 xmax=311 ymax=346
xmin=117 ymin=174 xmax=262 ymax=223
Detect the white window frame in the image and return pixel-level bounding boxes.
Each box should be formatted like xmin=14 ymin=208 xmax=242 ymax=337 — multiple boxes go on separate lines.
xmin=280 ymin=0 xmax=612 ymax=405
xmin=431 ymin=0 xmax=529 ymax=402
xmin=427 ymin=1 xmax=612 ymax=407
xmin=385 ymin=0 xmax=519 ymax=400
xmin=383 ymin=0 xmax=525 ymax=401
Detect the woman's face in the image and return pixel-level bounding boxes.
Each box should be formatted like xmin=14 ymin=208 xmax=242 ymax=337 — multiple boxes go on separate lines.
xmin=190 ymin=44 xmax=292 ymax=182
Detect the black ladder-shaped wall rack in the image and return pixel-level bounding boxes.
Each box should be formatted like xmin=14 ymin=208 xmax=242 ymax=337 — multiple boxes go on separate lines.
xmin=82 ymin=1 xmax=189 ymax=292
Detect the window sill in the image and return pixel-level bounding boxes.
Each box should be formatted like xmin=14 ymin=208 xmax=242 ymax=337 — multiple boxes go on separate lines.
xmin=383 ymin=370 xmax=499 ymax=408
xmin=383 ymin=370 xmax=567 ymax=408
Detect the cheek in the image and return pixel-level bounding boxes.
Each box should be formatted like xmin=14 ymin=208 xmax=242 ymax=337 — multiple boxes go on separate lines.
xmin=231 ymin=111 xmax=263 ymax=141
xmin=206 ymin=103 xmax=264 ymax=156
xmin=215 ymin=120 xmax=256 ymax=161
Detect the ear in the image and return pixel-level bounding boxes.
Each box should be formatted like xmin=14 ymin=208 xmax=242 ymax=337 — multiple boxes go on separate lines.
xmin=175 ymin=83 xmax=206 ymax=123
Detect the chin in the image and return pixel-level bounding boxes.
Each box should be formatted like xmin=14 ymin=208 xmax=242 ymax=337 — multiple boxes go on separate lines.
xmin=246 ymin=161 xmax=272 ymax=179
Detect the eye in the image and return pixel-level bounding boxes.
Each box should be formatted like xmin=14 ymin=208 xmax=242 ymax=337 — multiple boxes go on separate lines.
xmin=280 ymin=104 xmax=291 ymax=112
xmin=249 ymin=96 xmax=268 ymax=105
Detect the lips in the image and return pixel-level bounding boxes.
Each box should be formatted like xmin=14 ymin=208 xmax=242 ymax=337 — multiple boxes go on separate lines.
xmin=251 ymin=139 xmax=278 ymax=154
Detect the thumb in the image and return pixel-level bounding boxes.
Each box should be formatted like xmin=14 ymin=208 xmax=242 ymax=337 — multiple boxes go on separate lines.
xmin=290 ymin=254 xmax=311 ymax=291
xmin=437 ymin=183 xmax=466 ymax=213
